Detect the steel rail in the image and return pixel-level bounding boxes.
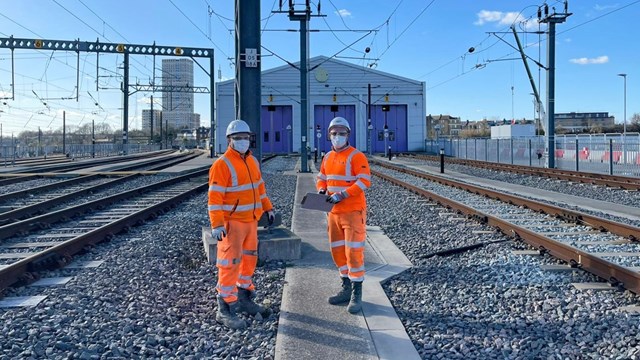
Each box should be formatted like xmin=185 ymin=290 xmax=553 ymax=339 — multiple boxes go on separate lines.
xmin=0 ymin=178 xmax=207 ymax=292
xmin=403 ymin=154 xmax=640 ymax=190
xmin=371 ymin=163 xmax=640 ymax=294
xmin=0 ymin=154 xmax=200 ymax=225
xmin=0 ymin=168 xmax=209 ymax=241
xmin=0 ymin=150 xmax=175 ymax=175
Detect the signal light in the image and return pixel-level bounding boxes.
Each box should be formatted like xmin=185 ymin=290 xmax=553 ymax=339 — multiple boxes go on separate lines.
xmin=34 ymin=40 xmax=43 ymax=48
xmin=175 ymin=47 xmax=183 ymax=55
xmin=116 ymin=44 xmax=125 ymax=53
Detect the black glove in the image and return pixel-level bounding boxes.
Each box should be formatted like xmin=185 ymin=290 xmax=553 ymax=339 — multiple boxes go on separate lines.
xmin=267 ymin=210 xmax=275 ymax=226
xmin=318 ymin=188 xmax=326 ymax=195
xmin=211 ymin=226 xmax=227 ymax=241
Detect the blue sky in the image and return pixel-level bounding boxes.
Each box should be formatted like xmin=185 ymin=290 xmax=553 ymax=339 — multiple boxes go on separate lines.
xmin=0 ymin=0 xmax=638 ymax=136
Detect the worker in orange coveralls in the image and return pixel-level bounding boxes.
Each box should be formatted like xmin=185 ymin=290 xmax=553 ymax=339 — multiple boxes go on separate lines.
xmin=208 ymin=119 xmax=275 ymax=330
xmin=316 ymin=116 xmax=371 ymax=314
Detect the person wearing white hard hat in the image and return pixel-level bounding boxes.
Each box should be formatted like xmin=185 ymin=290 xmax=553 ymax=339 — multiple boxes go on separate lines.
xmin=207 ymin=119 xmax=276 ymax=329
xmin=316 ymin=116 xmax=371 ymax=314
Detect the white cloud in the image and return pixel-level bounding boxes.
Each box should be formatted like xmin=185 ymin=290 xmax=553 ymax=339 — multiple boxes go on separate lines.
xmin=594 ymin=4 xmax=618 ymax=11
xmin=475 ymin=10 xmax=538 ymax=30
xmin=569 ymin=56 xmax=609 ymax=65
xmin=474 ymin=10 xmax=502 ymax=25
xmin=335 ymin=9 xmax=351 ymax=18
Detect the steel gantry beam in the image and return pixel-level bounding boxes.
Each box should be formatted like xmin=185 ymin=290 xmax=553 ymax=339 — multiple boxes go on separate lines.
xmin=0 ymin=36 xmax=216 ymax=157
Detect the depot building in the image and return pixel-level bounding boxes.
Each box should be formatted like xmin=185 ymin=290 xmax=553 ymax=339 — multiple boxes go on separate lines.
xmin=215 ymin=55 xmax=426 ymax=155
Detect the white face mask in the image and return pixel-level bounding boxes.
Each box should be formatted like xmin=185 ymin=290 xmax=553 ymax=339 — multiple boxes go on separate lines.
xmin=331 ymin=135 xmax=347 ymax=149
xmin=232 ymin=139 xmax=250 ymax=153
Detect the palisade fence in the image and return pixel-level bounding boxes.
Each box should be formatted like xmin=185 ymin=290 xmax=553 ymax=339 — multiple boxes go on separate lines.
xmin=426 ymin=133 xmax=640 ymax=177
xmin=0 ymin=143 xmax=162 ymax=166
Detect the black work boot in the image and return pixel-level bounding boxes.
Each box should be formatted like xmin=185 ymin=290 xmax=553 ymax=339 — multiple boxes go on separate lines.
xmin=328 ymin=277 xmax=352 ymax=305
xmin=216 ymin=297 xmax=246 ymax=330
xmin=237 ymin=288 xmax=272 ymax=318
xmin=347 ymin=281 xmax=363 ymax=314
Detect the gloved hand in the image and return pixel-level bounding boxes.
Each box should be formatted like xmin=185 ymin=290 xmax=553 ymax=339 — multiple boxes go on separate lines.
xmin=318 ymin=188 xmax=326 ymax=195
xmin=326 ymin=191 xmax=346 ymax=204
xmin=211 ymin=226 xmax=227 ymax=241
xmin=267 ymin=210 xmax=275 ymax=226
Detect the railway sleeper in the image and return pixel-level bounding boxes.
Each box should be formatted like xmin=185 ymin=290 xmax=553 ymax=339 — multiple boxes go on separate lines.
xmin=28 ymin=252 xmax=66 ymax=272
xmin=15 ymin=272 xmax=40 ymax=287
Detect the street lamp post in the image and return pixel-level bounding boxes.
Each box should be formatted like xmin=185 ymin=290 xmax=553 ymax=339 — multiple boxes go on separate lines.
xmin=617 ymin=73 xmax=627 ymax=165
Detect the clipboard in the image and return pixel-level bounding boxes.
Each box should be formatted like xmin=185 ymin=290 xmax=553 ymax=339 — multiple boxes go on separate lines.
xmin=301 ymin=192 xmax=334 ymax=212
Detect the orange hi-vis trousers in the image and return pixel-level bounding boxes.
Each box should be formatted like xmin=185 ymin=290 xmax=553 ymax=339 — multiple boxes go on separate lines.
xmin=215 ymin=220 xmax=258 ymax=303
xmin=327 ymin=210 xmax=366 ymax=282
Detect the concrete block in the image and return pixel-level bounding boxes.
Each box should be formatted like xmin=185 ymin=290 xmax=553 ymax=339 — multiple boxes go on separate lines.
xmin=202 ymin=226 xmax=301 ymax=264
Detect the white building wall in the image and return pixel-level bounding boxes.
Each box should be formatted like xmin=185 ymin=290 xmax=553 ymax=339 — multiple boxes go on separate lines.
xmin=216 ymin=56 xmax=425 ymax=153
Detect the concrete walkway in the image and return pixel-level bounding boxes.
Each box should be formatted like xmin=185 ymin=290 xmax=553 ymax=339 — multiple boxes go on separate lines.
xmin=274 ymin=159 xmax=420 ymax=360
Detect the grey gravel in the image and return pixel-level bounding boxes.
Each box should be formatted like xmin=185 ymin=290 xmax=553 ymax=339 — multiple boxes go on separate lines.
xmin=3 ymin=154 xmax=640 ymax=359
xmin=367 ymin=163 xmax=640 ymax=359
xmin=0 ymin=156 xmax=297 ymax=359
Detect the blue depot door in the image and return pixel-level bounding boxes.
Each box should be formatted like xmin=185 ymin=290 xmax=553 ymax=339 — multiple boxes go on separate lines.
xmin=261 ymin=105 xmax=293 ymax=154
xmin=313 ymin=105 xmax=356 ymax=153
xmin=371 ymin=104 xmax=407 ymax=153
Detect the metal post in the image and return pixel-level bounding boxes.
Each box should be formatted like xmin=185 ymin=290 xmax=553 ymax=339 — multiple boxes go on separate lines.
xmin=383 ymin=124 xmax=388 ymax=157
xmin=528 ymin=138 xmax=532 ymax=166
xmin=497 ymin=139 xmax=500 ymax=163
xmin=210 ymin=51 xmax=216 ymax=158
xmin=367 ymin=83 xmax=372 ymax=155
xmin=474 ymin=138 xmax=477 ymax=160
xmin=485 ymin=138 xmax=488 ymax=161
xmin=150 ymin=95 xmax=154 ymax=143
xmin=37 ymin=126 xmax=41 ymax=157
xmin=123 ymin=52 xmax=129 ymax=155
xmin=575 ymin=138 xmax=578 ymax=172
xmin=618 ymin=73 xmax=627 ymax=167
xmin=510 ymin=138 xmax=514 ymax=164
xmin=439 ymin=148 xmax=444 ymax=173
xmin=235 ymin=0 xmax=261 ymax=162
xmin=609 ymin=139 xmax=613 ymax=175
xmin=63 ymin=110 xmax=66 ymax=155
xmin=92 ymin=120 xmax=95 ymax=158
xmin=539 ymin=6 xmax=571 ymax=168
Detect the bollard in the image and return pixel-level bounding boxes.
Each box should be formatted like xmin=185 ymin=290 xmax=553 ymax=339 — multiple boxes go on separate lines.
xmin=439 ymin=148 xmax=445 ymax=173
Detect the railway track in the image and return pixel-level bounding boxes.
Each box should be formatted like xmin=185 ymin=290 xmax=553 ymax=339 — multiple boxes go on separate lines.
xmin=371 ymin=159 xmax=640 ymax=294
xmin=0 ymin=152 xmax=201 ymax=225
xmin=401 ymin=153 xmax=640 ymax=191
xmin=0 ymin=168 xmax=209 ymax=293
xmin=0 ymin=150 xmax=176 ymax=187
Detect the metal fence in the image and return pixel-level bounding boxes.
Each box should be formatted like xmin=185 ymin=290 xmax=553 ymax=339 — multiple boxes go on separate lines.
xmin=426 ymin=133 xmax=640 ymax=177
xmin=1 ymin=143 xmax=162 ymax=166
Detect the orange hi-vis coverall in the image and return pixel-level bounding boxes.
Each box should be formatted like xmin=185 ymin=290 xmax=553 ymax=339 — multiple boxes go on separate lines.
xmin=208 ymin=147 xmax=273 ymax=303
xmin=316 ymin=145 xmax=371 ymax=282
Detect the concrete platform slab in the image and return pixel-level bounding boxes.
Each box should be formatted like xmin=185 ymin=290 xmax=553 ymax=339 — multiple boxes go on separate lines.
xmin=275 ymin=158 xmax=420 ymax=360
xmin=202 ymin=226 xmax=301 ymax=263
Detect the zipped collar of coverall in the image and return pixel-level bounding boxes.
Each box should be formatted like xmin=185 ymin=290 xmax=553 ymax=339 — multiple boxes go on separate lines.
xmin=332 ymin=142 xmax=351 ymax=152
xmin=227 ymin=145 xmax=258 ymax=219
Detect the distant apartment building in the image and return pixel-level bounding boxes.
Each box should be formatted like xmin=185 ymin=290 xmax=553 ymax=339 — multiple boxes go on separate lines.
xmin=162 ymin=58 xmax=195 ymax=130
xmin=141 ymin=109 xmax=162 ymax=134
xmin=426 ymin=114 xmax=463 ymax=138
xmin=555 ymin=112 xmax=614 ymax=132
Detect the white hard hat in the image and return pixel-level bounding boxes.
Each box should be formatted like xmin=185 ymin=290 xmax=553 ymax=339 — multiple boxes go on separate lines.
xmin=226 ymin=119 xmax=251 ymax=137
xmin=328 ymin=117 xmax=351 ymax=132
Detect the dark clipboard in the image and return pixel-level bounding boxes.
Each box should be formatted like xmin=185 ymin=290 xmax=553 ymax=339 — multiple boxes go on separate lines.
xmin=301 ymin=192 xmax=334 ymax=212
